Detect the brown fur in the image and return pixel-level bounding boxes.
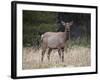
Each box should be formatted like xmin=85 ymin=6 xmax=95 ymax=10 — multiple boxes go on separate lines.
xmin=41 ymin=21 xmax=73 ymax=62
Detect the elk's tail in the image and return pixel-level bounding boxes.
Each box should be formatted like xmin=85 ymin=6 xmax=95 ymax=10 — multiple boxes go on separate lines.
xmin=40 ymin=34 xmax=44 ymax=49
xmin=41 ymin=34 xmax=44 ymax=41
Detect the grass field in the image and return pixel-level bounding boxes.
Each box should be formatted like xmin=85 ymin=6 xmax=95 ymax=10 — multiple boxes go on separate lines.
xmin=22 ymin=45 xmax=91 ymax=70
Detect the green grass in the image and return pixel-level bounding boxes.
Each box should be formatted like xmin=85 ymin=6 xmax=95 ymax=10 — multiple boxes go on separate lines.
xmin=68 ymin=37 xmax=90 ymax=48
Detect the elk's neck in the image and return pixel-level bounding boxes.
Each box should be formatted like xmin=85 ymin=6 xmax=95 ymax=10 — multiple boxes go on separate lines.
xmin=64 ymin=29 xmax=70 ymax=41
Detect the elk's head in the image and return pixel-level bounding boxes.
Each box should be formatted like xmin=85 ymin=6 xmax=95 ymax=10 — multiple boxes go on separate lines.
xmin=61 ymin=21 xmax=73 ymax=31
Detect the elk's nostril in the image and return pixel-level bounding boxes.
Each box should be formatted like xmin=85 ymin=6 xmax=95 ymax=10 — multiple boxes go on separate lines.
xmin=67 ymin=30 xmax=70 ymax=32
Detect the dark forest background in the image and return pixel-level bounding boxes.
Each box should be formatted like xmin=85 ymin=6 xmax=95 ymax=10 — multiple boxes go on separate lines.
xmin=23 ymin=10 xmax=91 ymax=48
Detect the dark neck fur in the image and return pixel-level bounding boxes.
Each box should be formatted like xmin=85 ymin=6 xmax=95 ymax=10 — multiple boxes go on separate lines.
xmin=64 ymin=28 xmax=70 ymax=41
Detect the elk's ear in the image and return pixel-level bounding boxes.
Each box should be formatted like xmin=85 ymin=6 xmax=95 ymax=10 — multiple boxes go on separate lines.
xmin=69 ymin=21 xmax=73 ymax=26
xmin=61 ymin=21 xmax=65 ymax=26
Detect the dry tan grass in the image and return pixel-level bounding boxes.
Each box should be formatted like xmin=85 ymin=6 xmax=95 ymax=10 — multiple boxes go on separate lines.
xmin=22 ymin=46 xmax=91 ymax=69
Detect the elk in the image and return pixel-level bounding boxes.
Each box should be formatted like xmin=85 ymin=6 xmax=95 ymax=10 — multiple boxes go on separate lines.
xmin=41 ymin=21 xmax=73 ymax=62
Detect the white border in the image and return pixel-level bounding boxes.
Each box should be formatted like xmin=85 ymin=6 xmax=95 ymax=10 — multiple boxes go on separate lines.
xmin=17 ymin=3 xmax=96 ymax=77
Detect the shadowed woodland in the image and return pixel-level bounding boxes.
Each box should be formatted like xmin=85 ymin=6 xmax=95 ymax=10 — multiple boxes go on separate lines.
xmin=22 ymin=10 xmax=91 ymax=69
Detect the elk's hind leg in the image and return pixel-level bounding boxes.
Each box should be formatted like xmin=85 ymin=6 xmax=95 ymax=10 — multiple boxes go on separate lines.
xmin=61 ymin=48 xmax=64 ymax=62
xmin=41 ymin=48 xmax=46 ymax=62
xmin=59 ymin=48 xmax=64 ymax=62
xmin=58 ymin=49 xmax=61 ymax=59
xmin=47 ymin=48 xmax=52 ymax=61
